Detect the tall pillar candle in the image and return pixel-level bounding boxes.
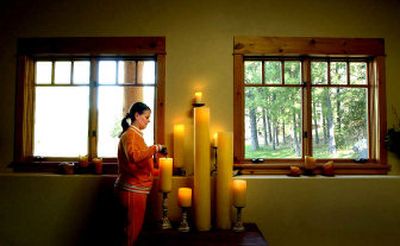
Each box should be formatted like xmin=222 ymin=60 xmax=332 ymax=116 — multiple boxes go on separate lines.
xmin=193 ymin=107 xmax=211 ymax=231
xmin=159 ymin=157 xmax=173 ymax=192
xmin=216 ymin=131 xmax=233 ymax=229
xmin=173 ymin=124 xmax=185 ymax=169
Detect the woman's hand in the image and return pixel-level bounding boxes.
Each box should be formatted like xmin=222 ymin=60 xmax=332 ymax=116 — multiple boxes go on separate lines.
xmin=159 ymin=146 xmax=168 ymax=155
xmin=154 ymin=144 xmax=168 ymax=156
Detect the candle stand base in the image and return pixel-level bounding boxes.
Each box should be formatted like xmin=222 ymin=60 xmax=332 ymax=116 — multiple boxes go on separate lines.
xmin=178 ymin=207 xmax=190 ymax=232
xmin=211 ymin=146 xmax=217 ymax=176
xmin=159 ymin=192 xmax=172 ymax=230
xmin=192 ymin=102 xmax=205 ymax=107
xmin=233 ymin=207 xmax=245 ymax=232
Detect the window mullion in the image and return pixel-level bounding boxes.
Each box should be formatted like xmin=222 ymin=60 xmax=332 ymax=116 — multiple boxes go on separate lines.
xmin=302 ymin=58 xmax=312 ymax=157
xmin=88 ymin=58 xmax=98 ymax=159
xmin=51 ymin=61 xmax=55 ymax=85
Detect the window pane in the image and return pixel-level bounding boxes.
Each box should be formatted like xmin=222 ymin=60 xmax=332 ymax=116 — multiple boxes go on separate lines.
xmin=97 ymin=86 xmax=155 ymax=157
xmin=311 ymin=61 xmax=327 ymax=84
xmin=34 ymin=87 xmax=89 ymax=157
xmin=54 ymin=61 xmax=71 ymax=84
xmin=73 ymin=61 xmax=90 ymax=84
xmin=118 ymin=61 xmax=136 ymax=84
xmin=244 ymin=61 xmax=262 ymax=84
xmin=312 ymin=88 xmax=368 ymax=159
xmin=99 ymin=60 xmax=117 ymax=84
xmin=138 ymin=61 xmax=156 ymax=85
xmin=284 ymin=61 xmax=301 ymax=84
xmin=264 ymin=61 xmax=282 ymax=84
xmin=245 ymin=87 xmax=302 ymax=159
xmin=35 ymin=61 xmax=52 ymax=84
xmin=350 ymin=62 xmax=367 ymax=85
xmin=330 ymin=62 xmax=347 ymax=85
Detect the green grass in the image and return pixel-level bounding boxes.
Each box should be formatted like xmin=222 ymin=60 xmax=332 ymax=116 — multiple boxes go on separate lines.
xmin=245 ymin=144 xmax=356 ymax=159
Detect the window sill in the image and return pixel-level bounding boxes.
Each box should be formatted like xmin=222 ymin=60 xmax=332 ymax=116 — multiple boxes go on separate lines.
xmin=234 ymin=162 xmax=390 ymax=175
xmin=10 ymin=161 xmax=119 ymax=175
xmin=10 ymin=161 xmax=390 ymax=176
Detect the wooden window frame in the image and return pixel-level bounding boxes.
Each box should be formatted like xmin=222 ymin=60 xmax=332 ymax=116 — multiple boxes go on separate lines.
xmin=233 ymin=36 xmax=388 ymax=175
xmin=13 ymin=37 xmax=166 ymax=173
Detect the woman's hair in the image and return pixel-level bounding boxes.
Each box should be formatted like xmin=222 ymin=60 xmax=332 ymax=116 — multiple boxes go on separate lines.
xmin=120 ymin=102 xmax=151 ymax=137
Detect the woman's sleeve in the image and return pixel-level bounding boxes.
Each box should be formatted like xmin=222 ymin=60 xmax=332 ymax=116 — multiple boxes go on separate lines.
xmin=123 ymin=135 xmax=157 ymax=167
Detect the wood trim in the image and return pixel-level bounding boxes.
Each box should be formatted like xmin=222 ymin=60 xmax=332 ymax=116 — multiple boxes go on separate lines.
xmin=88 ymin=58 xmax=98 ymax=160
xmin=234 ymin=163 xmax=390 ymax=175
xmin=156 ymin=54 xmax=166 ymax=144
xmin=14 ymin=55 xmax=35 ymax=162
xmin=234 ymin=37 xmax=385 ymax=56
xmin=302 ymin=58 xmax=312 ymax=156
xmin=233 ymin=54 xmax=244 ymax=162
xmin=14 ymin=56 xmax=27 ymax=162
xmin=233 ymin=36 xmax=387 ymax=175
xmin=13 ymin=37 xmax=167 ymax=170
xmin=368 ymin=60 xmax=376 ymax=160
xmin=376 ymin=56 xmax=387 ymax=164
xmin=18 ymin=37 xmax=166 ymax=56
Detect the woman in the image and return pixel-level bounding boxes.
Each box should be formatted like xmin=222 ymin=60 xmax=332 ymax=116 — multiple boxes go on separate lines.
xmin=114 ymin=102 xmax=164 ymax=245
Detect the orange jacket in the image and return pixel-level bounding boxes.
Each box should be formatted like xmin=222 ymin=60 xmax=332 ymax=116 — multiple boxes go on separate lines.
xmin=115 ymin=125 xmax=158 ymax=194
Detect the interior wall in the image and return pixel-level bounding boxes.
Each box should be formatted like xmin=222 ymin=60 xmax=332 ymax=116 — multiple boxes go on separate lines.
xmin=0 ymin=0 xmax=399 ymax=173
xmin=0 ymin=174 xmax=399 ymax=246
xmin=0 ymin=1 xmax=400 ymax=245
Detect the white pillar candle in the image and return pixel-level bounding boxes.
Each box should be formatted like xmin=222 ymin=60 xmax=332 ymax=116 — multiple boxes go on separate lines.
xmin=159 ymin=157 xmax=173 ymax=192
xmin=194 ymin=91 xmax=203 ymax=103
xmin=193 ymin=107 xmax=211 ymax=231
xmin=232 ymin=179 xmax=247 ymax=208
xmin=173 ymin=124 xmax=185 ymax=168
xmin=178 ymin=187 xmax=192 ymax=207
xmin=216 ymin=131 xmax=233 ymax=229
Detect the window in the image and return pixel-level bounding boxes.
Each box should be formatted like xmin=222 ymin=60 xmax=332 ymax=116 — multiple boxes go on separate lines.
xmin=234 ymin=37 xmax=388 ymax=175
xmin=14 ymin=37 xmax=165 ymax=171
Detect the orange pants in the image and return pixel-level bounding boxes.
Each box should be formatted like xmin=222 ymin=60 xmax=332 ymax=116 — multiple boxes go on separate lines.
xmin=117 ymin=190 xmax=147 ymax=246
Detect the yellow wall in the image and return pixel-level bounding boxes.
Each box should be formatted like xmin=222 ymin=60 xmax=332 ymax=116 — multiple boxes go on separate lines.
xmin=1 ymin=1 xmax=400 ymax=245
xmin=0 ymin=174 xmax=399 ymax=246
xmin=0 ymin=0 xmax=399 ymax=172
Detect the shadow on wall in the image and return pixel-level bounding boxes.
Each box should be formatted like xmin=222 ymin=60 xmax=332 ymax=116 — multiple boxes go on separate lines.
xmin=76 ymin=178 xmax=162 ymax=246
xmin=76 ymin=178 xmax=124 ymax=246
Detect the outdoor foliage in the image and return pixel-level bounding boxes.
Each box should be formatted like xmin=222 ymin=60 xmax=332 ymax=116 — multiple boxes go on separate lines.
xmin=244 ymin=60 xmax=368 ymax=159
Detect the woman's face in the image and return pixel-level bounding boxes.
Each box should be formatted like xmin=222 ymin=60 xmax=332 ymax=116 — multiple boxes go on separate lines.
xmin=135 ymin=110 xmax=151 ymax=130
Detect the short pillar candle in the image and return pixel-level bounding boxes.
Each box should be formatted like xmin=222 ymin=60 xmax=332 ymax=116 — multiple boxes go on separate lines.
xmin=232 ymin=179 xmax=247 ymax=208
xmin=178 ymin=187 xmax=192 ymax=207
xmin=159 ymin=157 xmax=173 ymax=192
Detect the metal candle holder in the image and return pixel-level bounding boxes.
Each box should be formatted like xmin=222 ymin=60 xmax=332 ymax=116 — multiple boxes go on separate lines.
xmin=233 ymin=206 xmax=245 ymax=232
xmin=211 ymin=146 xmax=218 ymax=176
xmin=178 ymin=207 xmax=190 ymax=232
xmin=160 ymin=192 xmax=172 ymax=229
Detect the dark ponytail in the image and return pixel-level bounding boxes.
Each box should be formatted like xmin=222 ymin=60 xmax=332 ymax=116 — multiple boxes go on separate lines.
xmin=119 ymin=102 xmax=151 ymax=137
